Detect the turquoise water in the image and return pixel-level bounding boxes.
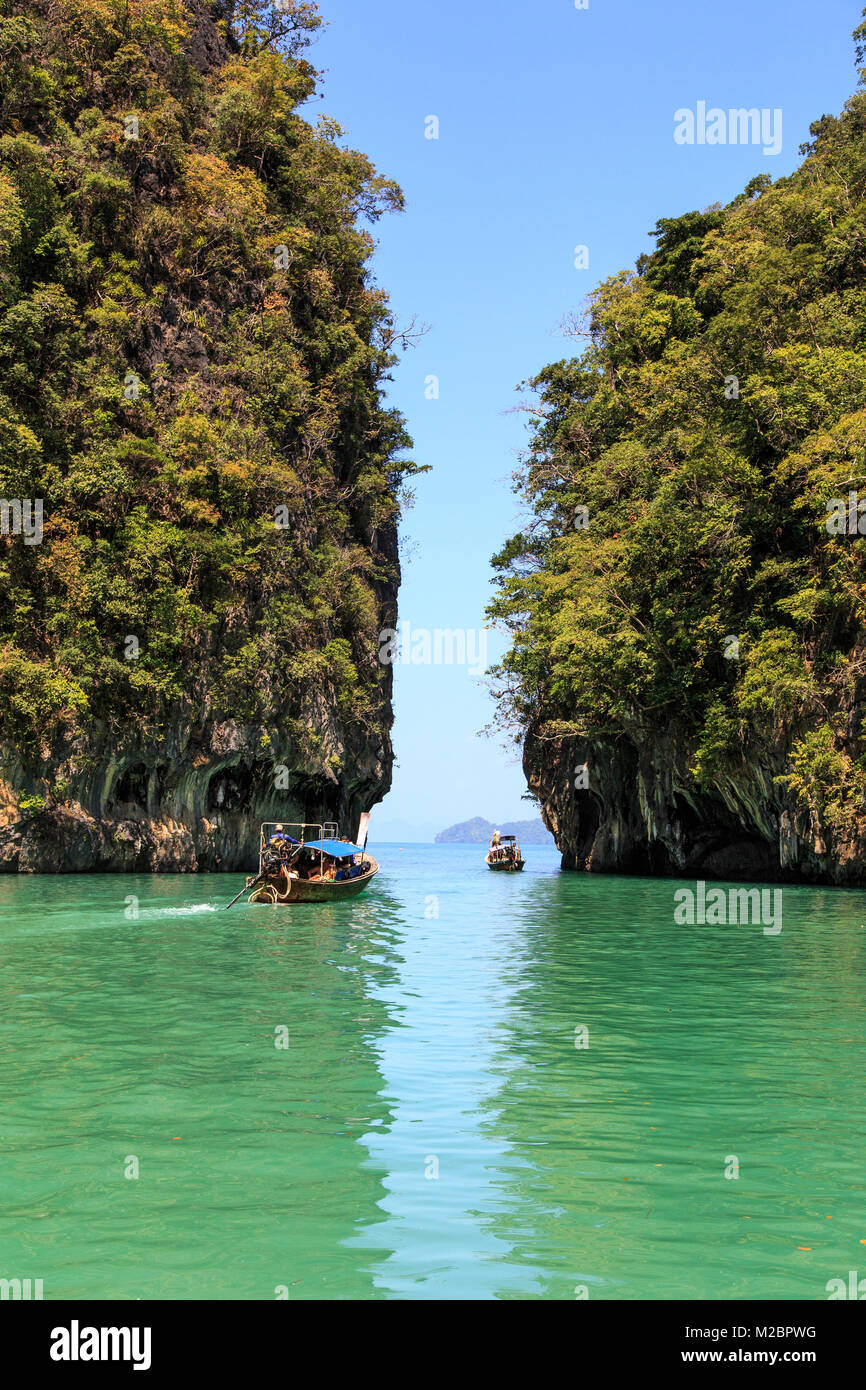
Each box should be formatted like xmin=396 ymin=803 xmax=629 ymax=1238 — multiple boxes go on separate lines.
xmin=1 ymin=844 xmax=865 ymax=1300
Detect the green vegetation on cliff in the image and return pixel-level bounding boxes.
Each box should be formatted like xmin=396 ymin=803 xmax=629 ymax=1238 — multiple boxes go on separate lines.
xmin=0 ymin=0 xmax=418 ymax=757
xmin=489 ymin=14 xmax=866 ymax=832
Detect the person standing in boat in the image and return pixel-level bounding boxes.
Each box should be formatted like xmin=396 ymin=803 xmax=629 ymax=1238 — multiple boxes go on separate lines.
xmin=491 ymin=829 xmax=501 ymax=861
xmin=268 ymin=824 xmax=295 ymax=864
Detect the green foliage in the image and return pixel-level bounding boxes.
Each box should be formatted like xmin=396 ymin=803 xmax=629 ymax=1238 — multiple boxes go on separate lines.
xmin=489 ymin=12 xmax=866 ymax=832
xmin=781 ymin=724 xmax=866 ymax=838
xmin=0 ymin=0 xmax=417 ymax=753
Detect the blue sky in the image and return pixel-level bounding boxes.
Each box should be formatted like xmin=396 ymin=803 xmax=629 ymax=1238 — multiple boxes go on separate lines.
xmin=310 ymin=0 xmax=863 ymax=841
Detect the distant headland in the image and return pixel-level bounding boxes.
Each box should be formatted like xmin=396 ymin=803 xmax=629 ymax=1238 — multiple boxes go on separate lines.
xmin=435 ymin=817 xmax=554 ymax=845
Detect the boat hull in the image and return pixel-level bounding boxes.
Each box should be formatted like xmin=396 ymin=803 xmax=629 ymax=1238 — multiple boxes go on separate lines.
xmin=249 ymin=857 xmax=379 ymax=903
xmin=485 ymin=855 xmax=525 ymax=872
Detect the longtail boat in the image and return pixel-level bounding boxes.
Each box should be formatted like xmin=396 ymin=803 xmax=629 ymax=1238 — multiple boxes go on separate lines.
xmin=228 ymin=819 xmax=379 ymax=907
xmin=485 ymin=833 xmax=524 ymax=872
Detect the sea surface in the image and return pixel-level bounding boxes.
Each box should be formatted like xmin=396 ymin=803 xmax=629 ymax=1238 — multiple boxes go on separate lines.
xmin=1 ymin=844 xmax=864 ymax=1300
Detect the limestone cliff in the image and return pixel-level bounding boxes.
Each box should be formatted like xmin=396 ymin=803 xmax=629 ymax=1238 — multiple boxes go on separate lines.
xmin=490 ymin=27 xmax=866 ymax=885
xmin=524 ymin=719 xmax=866 ymax=885
xmin=0 ymin=1 xmax=414 ymax=871
xmin=0 ymin=698 xmax=394 ymax=873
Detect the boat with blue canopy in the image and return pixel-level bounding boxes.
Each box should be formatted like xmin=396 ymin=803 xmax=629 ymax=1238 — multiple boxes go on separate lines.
xmin=235 ymin=820 xmax=379 ymax=905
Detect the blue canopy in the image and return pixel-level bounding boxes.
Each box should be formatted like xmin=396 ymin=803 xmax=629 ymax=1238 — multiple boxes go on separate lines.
xmin=304 ymin=839 xmax=364 ymax=857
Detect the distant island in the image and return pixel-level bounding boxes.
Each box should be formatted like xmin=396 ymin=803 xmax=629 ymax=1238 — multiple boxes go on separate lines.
xmin=435 ymin=817 xmax=555 ymax=845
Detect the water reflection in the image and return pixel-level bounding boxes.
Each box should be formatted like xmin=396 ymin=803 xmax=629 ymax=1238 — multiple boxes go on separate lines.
xmin=1 ymin=854 xmax=864 ymax=1299
xmin=0 ymin=874 xmax=403 ymax=1299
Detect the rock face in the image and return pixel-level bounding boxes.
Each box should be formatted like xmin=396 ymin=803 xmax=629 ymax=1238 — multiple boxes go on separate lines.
xmin=525 ymin=725 xmax=866 ymax=885
xmin=0 ymin=686 xmax=395 ymax=874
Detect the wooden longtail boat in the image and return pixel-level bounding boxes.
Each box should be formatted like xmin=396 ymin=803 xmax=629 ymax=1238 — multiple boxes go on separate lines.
xmin=243 ymin=820 xmax=379 ymax=905
xmin=485 ymin=833 xmax=524 ymax=872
